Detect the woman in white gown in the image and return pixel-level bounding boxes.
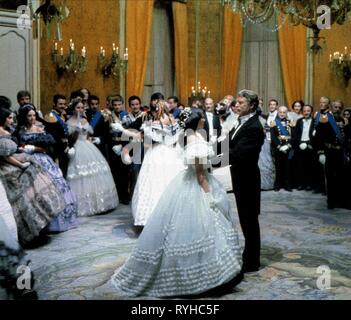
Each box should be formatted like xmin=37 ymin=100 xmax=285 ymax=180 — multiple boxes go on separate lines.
xmin=131 ymin=101 xmax=185 ymax=226
xmin=66 ymin=99 xmax=119 ymax=216
xmin=111 ymin=108 xmax=242 ymax=298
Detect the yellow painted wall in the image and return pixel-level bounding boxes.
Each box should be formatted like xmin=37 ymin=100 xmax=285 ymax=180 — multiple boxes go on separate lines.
xmin=313 ymin=21 xmax=351 ymax=108
xmin=40 ymin=0 xmax=120 ymax=114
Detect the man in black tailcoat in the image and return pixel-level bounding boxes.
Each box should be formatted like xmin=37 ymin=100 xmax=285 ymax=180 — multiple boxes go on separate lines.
xmin=229 ymin=89 xmax=264 ymax=273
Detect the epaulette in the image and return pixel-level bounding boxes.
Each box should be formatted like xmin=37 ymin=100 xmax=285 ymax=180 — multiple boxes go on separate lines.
xmin=44 ymin=112 xmax=58 ymax=123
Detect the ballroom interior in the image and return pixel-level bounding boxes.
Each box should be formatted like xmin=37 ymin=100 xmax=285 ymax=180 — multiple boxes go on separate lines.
xmin=0 ymin=0 xmax=351 ymax=300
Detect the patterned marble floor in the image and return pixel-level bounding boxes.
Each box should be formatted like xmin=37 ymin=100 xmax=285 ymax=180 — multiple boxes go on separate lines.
xmin=11 ymin=189 xmax=351 ymax=300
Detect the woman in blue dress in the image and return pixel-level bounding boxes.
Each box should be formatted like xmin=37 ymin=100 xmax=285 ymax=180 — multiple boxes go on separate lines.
xmin=16 ymin=104 xmax=78 ymax=232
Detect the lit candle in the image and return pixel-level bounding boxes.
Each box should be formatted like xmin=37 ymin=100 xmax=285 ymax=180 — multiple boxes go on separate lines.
xmin=71 ymin=42 xmax=75 ymax=51
xmin=102 ymin=49 xmax=105 ymax=57
xmin=345 ymin=46 xmax=347 ymax=54
xmin=81 ymin=46 xmax=86 ymax=58
xmin=54 ymin=42 xmax=58 ymax=51
xmin=112 ymin=43 xmax=116 ymax=52
xmin=100 ymin=46 xmax=103 ymax=53
xmin=208 ymin=90 xmax=211 ymax=97
xmin=60 ymin=47 xmax=63 ymax=56
xmin=329 ymin=54 xmax=332 ymax=62
xmin=116 ymin=46 xmax=119 ymax=55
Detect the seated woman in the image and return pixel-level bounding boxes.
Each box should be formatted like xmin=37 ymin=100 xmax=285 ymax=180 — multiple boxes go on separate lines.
xmin=0 ymin=107 xmax=65 ymax=246
xmin=17 ymin=105 xmax=78 ymax=232
xmin=0 ymin=180 xmax=37 ymax=299
xmin=111 ymin=108 xmax=242 ymax=298
xmin=66 ymin=98 xmax=119 ymax=216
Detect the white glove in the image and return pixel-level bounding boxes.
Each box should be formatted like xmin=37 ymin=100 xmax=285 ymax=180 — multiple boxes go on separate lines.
xmin=319 ymin=154 xmax=326 ymax=166
xmin=121 ymin=152 xmax=132 ymax=165
xmin=20 ymin=162 xmax=31 ymax=169
xmin=110 ymin=122 xmax=124 ymax=132
xmin=112 ymin=144 xmax=123 ymax=155
xmin=299 ymin=143 xmax=308 ymax=150
xmin=210 ymin=136 xmax=217 ymax=146
xmin=92 ymin=137 xmax=101 ymax=145
xmin=279 ymin=145 xmax=289 ymax=153
xmin=67 ymin=147 xmax=76 ymax=159
xmin=20 ymin=145 xmax=35 ymax=154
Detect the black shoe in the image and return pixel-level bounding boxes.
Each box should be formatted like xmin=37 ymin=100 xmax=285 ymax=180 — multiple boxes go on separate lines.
xmin=242 ymin=264 xmax=260 ymax=273
xmin=274 ymin=188 xmax=280 ymax=192
xmin=297 ymin=186 xmax=304 ymax=191
xmin=306 ymin=186 xmax=312 ymax=191
xmin=285 ymin=187 xmax=292 ymax=192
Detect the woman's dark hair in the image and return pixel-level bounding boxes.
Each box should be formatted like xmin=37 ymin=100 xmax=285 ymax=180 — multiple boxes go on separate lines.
xmin=17 ymin=104 xmax=37 ymax=128
xmin=184 ymin=108 xmax=205 ymax=131
xmin=0 ymin=96 xmax=12 ymax=109
xmin=0 ymin=107 xmax=12 ymax=126
xmin=150 ymin=92 xmax=164 ymax=102
xmin=66 ymin=97 xmax=83 ymax=116
xmin=291 ymin=100 xmax=305 ymax=111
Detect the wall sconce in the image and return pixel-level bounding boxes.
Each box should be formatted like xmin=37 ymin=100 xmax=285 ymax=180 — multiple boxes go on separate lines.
xmin=98 ymin=44 xmax=128 ymax=78
xmin=52 ymin=39 xmax=87 ymax=76
xmin=329 ymin=47 xmax=351 ymax=87
xmin=190 ymin=82 xmax=210 ymax=98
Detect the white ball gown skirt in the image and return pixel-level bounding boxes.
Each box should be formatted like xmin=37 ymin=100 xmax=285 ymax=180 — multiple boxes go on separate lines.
xmin=131 ymin=143 xmax=185 ymax=226
xmin=67 ymin=139 xmax=119 ymax=216
xmin=112 ymin=168 xmax=242 ymax=297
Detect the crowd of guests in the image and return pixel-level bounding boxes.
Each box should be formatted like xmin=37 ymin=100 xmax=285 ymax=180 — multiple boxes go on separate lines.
xmin=1 ymin=88 xmax=350 ymax=299
xmin=257 ymin=97 xmax=351 ymax=210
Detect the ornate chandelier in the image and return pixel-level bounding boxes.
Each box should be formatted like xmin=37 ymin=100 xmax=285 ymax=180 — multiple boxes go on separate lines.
xmin=222 ymin=0 xmax=351 ymax=53
xmin=223 ymin=0 xmax=351 ymax=26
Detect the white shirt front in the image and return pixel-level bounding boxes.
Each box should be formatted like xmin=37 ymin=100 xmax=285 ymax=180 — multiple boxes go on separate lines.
xmin=301 ymin=117 xmax=312 ymax=142
xmin=206 ymin=111 xmax=214 ymax=138
xmin=267 ymin=110 xmax=277 ymax=126
xmin=231 ymin=112 xmax=256 ymax=140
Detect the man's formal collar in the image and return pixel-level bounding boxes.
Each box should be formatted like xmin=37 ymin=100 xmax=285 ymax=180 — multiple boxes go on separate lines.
xmin=231 ymin=112 xmax=257 ymax=140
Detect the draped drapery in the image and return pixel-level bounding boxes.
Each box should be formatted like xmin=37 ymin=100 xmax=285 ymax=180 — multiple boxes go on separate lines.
xmin=126 ymin=0 xmax=154 ymax=98
xmin=278 ymin=16 xmax=307 ymax=108
xmin=221 ymin=4 xmax=243 ymax=98
xmin=172 ymin=1 xmax=189 ymax=106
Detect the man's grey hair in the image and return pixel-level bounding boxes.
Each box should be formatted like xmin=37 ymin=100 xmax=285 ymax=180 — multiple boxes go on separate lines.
xmin=320 ymin=96 xmax=331 ymax=105
xmin=331 ymin=100 xmax=344 ymax=109
xmin=237 ymin=89 xmax=259 ymax=109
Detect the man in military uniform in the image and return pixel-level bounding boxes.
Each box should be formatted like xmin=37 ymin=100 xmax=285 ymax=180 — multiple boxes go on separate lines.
xmin=86 ymin=95 xmax=109 ymax=158
xmin=314 ymin=96 xmax=347 ymax=209
xmin=270 ymin=105 xmax=294 ymax=192
xmin=44 ymin=94 xmax=70 ymax=177
xmin=107 ymin=95 xmax=131 ymax=204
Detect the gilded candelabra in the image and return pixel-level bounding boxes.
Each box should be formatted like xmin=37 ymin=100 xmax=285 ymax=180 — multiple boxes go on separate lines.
xmin=329 ymin=47 xmax=351 ymax=86
xmin=98 ymin=44 xmax=128 ymax=78
xmin=52 ymin=39 xmax=87 ymax=76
